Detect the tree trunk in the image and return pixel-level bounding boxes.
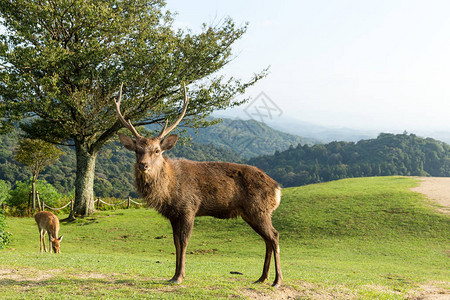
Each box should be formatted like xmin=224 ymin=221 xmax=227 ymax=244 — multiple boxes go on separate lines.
xmin=31 ymin=172 xmax=40 ymax=211
xmin=31 ymin=179 xmax=36 ymax=211
xmin=69 ymin=140 xmax=98 ymax=219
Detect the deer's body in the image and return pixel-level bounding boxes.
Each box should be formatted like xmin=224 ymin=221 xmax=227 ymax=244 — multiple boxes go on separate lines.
xmin=136 ymin=158 xmax=281 ymax=219
xmin=34 ymin=211 xmax=63 ymax=253
xmin=115 ymin=83 xmax=282 ymax=287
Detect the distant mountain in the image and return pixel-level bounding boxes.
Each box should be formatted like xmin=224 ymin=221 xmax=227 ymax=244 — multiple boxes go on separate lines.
xmin=212 ymin=113 xmax=380 ymax=143
xmin=185 ymin=118 xmax=317 ymax=159
xmin=263 ymin=117 xmax=380 ymax=143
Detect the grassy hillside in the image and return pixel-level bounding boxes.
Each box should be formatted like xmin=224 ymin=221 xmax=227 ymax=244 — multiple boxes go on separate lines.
xmin=1 ymin=177 xmax=449 ymax=299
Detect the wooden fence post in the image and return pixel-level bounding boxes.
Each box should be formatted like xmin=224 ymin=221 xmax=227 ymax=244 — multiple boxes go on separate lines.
xmin=28 ymin=192 xmax=32 ymax=212
xmin=70 ymin=199 xmax=74 ymax=213
xmin=96 ymin=197 xmax=100 ymax=210
xmin=36 ymin=191 xmax=42 ymax=211
xmin=127 ymin=197 xmax=131 ymax=209
xmin=42 ymin=201 xmax=45 ymax=211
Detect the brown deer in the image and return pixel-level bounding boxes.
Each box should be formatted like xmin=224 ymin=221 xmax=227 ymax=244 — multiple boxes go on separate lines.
xmin=35 ymin=211 xmax=63 ymax=253
xmin=115 ymin=84 xmax=282 ymax=287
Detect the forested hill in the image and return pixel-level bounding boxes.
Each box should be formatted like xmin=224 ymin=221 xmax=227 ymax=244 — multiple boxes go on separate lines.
xmin=185 ymin=118 xmax=316 ymax=159
xmin=248 ymin=133 xmax=450 ymax=188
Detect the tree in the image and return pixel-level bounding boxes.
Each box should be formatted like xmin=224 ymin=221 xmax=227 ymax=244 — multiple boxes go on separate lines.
xmin=0 ymin=0 xmax=266 ymax=218
xmin=14 ymin=138 xmax=63 ymax=210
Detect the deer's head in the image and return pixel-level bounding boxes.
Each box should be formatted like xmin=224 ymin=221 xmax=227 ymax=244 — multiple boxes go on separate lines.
xmin=52 ymin=236 xmax=63 ymax=253
xmin=115 ymin=84 xmax=189 ymax=175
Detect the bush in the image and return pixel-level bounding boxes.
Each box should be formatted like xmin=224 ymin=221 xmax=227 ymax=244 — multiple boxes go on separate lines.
xmin=0 ymin=210 xmax=12 ymax=249
xmin=8 ymin=179 xmax=61 ymax=213
xmin=0 ymin=180 xmax=10 ymax=205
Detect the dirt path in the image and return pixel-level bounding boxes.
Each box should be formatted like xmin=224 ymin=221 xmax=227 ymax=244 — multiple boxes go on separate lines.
xmin=410 ymin=177 xmax=450 ymax=214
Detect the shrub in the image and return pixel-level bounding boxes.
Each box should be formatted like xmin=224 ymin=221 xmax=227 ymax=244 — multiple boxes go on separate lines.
xmin=8 ymin=179 xmax=61 ymax=213
xmin=0 ymin=210 xmax=12 ymax=249
xmin=0 ymin=180 xmax=10 ymax=205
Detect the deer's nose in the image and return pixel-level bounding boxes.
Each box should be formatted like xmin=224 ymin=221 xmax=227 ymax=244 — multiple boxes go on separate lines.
xmin=138 ymin=163 xmax=149 ymax=171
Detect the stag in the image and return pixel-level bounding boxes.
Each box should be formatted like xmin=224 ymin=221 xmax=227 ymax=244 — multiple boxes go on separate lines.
xmin=115 ymin=84 xmax=282 ymax=287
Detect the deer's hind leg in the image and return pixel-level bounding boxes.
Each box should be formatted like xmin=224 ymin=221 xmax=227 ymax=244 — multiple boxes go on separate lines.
xmin=242 ymin=214 xmax=283 ymax=287
xmin=39 ymin=229 xmax=47 ymax=253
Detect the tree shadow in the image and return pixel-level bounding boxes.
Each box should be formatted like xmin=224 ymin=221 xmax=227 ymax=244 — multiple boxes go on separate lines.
xmin=0 ymin=277 xmax=182 ymax=296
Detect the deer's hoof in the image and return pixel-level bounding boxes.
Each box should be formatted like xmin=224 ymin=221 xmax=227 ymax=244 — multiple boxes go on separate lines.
xmin=253 ymin=277 xmax=267 ymax=284
xmin=168 ymin=278 xmax=182 ymax=284
xmin=271 ymin=281 xmax=282 ymax=288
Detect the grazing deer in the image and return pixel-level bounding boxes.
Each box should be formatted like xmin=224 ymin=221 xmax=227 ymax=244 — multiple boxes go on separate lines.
xmin=35 ymin=211 xmax=63 ymax=253
xmin=115 ymin=84 xmax=282 ymax=287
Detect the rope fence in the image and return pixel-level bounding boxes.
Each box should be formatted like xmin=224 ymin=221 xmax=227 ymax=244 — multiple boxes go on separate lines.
xmin=2 ymin=196 xmax=144 ymax=216
xmin=95 ymin=197 xmax=144 ymax=210
xmin=43 ymin=201 xmax=72 ymax=211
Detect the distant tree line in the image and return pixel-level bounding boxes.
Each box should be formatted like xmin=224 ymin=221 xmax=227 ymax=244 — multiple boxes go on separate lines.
xmin=248 ymin=133 xmax=450 ymax=187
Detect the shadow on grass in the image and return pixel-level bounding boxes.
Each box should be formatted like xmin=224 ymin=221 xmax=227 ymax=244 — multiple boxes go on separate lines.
xmin=0 ymin=277 xmax=187 ymax=297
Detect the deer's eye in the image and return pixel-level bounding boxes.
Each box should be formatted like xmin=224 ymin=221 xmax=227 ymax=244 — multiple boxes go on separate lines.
xmin=155 ymin=149 xmax=161 ymax=155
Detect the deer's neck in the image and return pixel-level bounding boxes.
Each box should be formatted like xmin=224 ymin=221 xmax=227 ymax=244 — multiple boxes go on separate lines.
xmin=135 ymin=157 xmax=175 ymax=209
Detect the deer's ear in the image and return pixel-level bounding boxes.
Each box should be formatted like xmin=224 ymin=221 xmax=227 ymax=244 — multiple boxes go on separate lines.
xmin=58 ymin=236 xmax=63 ymax=242
xmin=160 ymin=134 xmax=178 ymax=151
xmin=118 ymin=133 xmax=136 ymax=151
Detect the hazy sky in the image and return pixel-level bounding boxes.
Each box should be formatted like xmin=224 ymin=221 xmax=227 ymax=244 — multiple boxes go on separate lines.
xmin=166 ymin=0 xmax=450 ymax=132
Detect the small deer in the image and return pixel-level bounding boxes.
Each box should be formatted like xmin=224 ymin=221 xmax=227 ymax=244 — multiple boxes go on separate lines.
xmin=115 ymin=84 xmax=282 ymax=287
xmin=35 ymin=211 xmax=63 ymax=253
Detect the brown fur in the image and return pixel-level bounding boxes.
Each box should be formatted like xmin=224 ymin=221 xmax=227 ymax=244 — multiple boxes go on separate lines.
xmin=119 ymin=133 xmax=283 ymax=287
xmin=34 ymin=211 xmax=63 ymax=253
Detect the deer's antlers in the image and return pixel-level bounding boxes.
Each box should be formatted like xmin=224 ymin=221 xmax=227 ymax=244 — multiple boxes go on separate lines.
xmin=114 ymin=83 xmax=141 ymax=138
xmin=157 ymin=83 xmax=189 ymax=139
xmin=115 ymin=83 xmax=189 ymax=139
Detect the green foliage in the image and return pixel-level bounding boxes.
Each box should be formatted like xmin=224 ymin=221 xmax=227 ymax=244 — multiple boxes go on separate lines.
xmin=0 ymin=210 xmax=12 ymax=249
xmin=7 ymin=179 xmax=61 ymax=212
xmin=0 ymin=132 xmax=31 ymax=185
xmin=0 ymin=180 xmax=10 ymax=204
xmin=250 ymin=133 xmax=450 ymax=187
xmin=14 ymin=138 xmax=63 ymax=181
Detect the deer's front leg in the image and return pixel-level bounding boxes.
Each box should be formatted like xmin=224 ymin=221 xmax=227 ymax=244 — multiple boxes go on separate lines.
xmin=169 ymin=217 xmax=194 ymax=284
xmin=48 ymin=234 xmax=53 ymax=253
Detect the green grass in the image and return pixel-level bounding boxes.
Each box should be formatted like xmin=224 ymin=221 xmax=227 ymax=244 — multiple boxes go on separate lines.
xmin=1 ymin=176 xmax=449 ymax=299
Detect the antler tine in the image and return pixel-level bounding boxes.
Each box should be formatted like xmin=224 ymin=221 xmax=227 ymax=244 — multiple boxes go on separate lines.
xmin=157 ymin=82 xmax=190 ymax=139
xmin=115 ymin=83 xmax=141 ymax=138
